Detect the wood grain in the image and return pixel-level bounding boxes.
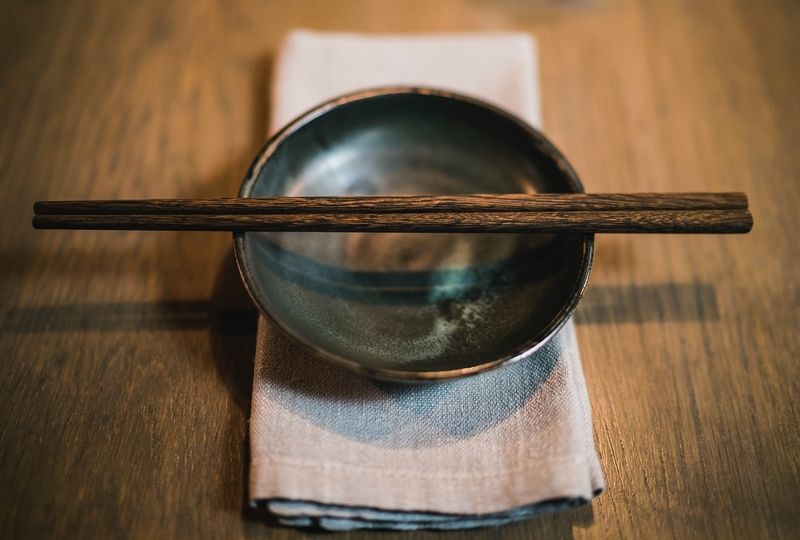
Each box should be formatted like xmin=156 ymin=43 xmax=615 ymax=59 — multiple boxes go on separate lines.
xmin=33 ymin=192 xmax=749 ymax=214
xmin=31 ymin=209 xmax=754 ymax=234
xmin=1 ymin=0 xmax=798 ymax=539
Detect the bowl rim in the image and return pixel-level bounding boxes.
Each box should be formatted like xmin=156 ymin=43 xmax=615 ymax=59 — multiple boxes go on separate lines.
xmin=233 ymin=86 xmax=594 ymax=381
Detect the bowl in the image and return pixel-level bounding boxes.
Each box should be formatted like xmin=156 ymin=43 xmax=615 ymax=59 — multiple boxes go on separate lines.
xmin=234 ymin=87 xmax=593 ymax=381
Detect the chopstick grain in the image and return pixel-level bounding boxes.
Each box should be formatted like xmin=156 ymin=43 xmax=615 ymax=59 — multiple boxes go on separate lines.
xmin=33 ymin=192 xmax=748 ymax=215
xmin=32 ymin=209 xmax=754 ymax=234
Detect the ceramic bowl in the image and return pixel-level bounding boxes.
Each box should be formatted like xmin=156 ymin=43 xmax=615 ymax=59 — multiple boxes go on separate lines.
xmin=234 ymin=88 xmax=593 ymax=380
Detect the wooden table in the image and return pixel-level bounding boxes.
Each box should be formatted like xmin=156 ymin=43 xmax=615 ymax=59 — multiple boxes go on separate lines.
xmin=1 ymin=0 xmax=798 ymax=537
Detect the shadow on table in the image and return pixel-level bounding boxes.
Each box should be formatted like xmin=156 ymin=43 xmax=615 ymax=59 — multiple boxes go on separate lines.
xmin=575 ymin=282 xmax=719 ymax=325
xmin=0 ymin=281 xmax=718 ymax=334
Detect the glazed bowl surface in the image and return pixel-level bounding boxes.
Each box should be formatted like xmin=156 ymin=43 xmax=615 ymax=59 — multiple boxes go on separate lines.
xmin=234 ymin=88 xmax=593 ymax=380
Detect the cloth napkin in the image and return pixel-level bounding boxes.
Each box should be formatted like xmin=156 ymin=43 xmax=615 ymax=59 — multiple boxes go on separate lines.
xmin=249 ymin=30 xmax=604 ymax=531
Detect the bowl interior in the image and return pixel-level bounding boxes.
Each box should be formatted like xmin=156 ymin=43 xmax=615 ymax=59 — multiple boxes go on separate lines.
xmin=236 ymin=91 xmax=591 ymax=378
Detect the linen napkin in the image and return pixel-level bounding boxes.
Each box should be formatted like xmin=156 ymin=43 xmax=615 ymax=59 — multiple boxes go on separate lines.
xmin=249 ymin=30 xmax=604 ymax=530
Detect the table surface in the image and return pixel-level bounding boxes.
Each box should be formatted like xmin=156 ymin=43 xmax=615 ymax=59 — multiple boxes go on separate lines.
xmin=1 ymin=0 xmax=798 ymax=538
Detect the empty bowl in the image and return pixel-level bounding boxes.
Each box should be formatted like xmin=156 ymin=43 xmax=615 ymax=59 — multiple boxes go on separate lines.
xmin=234 ymin=88 xmax=593 ymax=380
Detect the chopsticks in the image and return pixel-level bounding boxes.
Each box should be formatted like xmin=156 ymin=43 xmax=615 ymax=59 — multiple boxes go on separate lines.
xmin=32 ymin=192 xmax=753 ymax=234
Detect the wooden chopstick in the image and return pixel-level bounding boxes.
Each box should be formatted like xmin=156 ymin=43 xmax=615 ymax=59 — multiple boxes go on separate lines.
xmin=32 ymin=209 xmax=753 ymax=234
xmin=32 ymin=193 xmax=753 ymax=234
xmin=33 ymin=192 xmax=748 ymax=215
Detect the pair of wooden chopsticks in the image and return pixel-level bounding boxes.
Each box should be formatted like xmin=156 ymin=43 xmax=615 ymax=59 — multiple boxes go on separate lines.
xmin=32 ymin=192 xmax=753 ymax=234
